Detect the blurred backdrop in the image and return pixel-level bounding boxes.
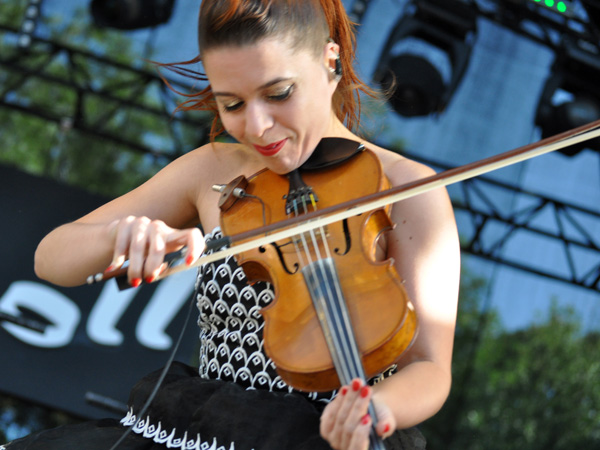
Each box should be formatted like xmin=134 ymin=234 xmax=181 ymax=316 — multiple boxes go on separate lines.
xmin=0 ymin=1 xmax=598 ymax=448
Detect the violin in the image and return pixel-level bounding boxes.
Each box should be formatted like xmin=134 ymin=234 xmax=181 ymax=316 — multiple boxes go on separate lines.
xmin=217 ymin=138 xmax=417 ymax=393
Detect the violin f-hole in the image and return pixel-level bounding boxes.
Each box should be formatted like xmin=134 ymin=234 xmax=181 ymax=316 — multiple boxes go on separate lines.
xmin=267 ymin=242 xmax=299 ymax=275
xmin=333 ymin=219 xmax=352 ymax=256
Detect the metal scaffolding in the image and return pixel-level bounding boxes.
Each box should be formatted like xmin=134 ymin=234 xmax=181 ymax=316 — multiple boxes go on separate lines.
xmin=1 ymin=8 xmax=598 ymax=295
xmin=0 ymin=23 xmax=211 ymax=157
xmin=406 ymin=151 xmax=600 ymax=293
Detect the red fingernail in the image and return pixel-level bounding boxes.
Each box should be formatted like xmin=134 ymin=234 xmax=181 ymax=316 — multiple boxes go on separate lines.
xmin=361 ymin=414 xmax=370 ymax=425
xmin=186 ymin=255 xmax=194 ymax=266
xmin=131 ymin=278 xmax=142 ymax=288
xmin=104 ymin=265 xmax=115 ymax=273
xmin=340 ymin=387 xmax=348 ymax=396
xmin=352 ymin=379 xmax=361 ymax=391
xmin=360 ymin=386 xmax=370 ymax=398
xmin=145 ymin=275 xmax=155 ymax=284
xmin=383 ymin=424 xmax=391 ymax=434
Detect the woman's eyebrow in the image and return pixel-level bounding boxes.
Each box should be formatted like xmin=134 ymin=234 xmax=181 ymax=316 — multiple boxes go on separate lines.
xmin=213 ymin=77 xmax=294 ymax=97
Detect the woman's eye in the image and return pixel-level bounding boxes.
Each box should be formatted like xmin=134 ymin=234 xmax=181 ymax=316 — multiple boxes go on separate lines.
xmin=223 ymin=101 xmax=243 ymax=112
xmin=219 ymin=84 xmax=294 ymax=112
xmin=268 ymin=84 xmax=294 ymax=102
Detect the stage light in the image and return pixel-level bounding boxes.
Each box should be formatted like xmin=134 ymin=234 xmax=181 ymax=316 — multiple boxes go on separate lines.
xmin=530 ymin=0 xmax=571 ymax=15
xmin=90 ymin=0 xmax=176 ymax=30
xmin=534 ymin=39 xmax=600 ymax=155
xmin=373 ymin=0 xmax=477 ymax=117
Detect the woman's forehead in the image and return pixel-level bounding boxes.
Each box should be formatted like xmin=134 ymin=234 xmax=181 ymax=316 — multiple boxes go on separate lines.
xmin=203 ymin=39 xmax=320 ymax=86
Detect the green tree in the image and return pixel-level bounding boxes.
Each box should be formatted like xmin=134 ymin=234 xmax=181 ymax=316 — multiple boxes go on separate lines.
xmin=422 ymin=273 xmax=600 ymax=449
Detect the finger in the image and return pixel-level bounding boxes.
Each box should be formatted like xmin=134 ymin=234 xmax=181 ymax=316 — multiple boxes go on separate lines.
xmin=326 ymin=379 xmax=366 ymax=449
xmin=127 ymin=218 xmax=151 ymax=285
xmin=184 ymin=227 xmax=205 ymax=266
xmin=340 ymin=382 xmax=372 ymax=449
xmin=376 ymin=421 xmax=394 ymax=440
xmin=329 ymin=381 xmax=360 ymax=446
xmin=345 ymin=413 xmax=372 ymax=450
xmin=108 ymin=216 xmax=136 ymax=271
xmin=143 ymin=222 xmax=168 ymax=282
xmin=142 ymin=227 xmax=205 ymax=283
xmin=320 ymin=385 xmax=348 ymax=440
xmin=160 ymin=227 xmax=203 ymax=265
xmin=371 ymin=396 xmax=396 ymax=439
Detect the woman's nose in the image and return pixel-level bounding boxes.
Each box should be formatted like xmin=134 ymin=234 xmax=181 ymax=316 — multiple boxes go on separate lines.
xmin=244 ymin=102 xmax=274 ymax=139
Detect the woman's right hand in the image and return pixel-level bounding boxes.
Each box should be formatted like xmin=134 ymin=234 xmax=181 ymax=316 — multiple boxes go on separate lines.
xmin=105 ymin=216 xmax=205 ymax=287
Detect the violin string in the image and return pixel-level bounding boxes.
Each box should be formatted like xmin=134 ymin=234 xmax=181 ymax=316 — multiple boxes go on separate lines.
xmin=306 ymin=199 xmax=356 ymax=385
xmin=290 ymin=197 xmax=350 ymax=383
xmin=290 ymin=199 xmax=312 ymax=267
xmin=290 ymin=193 xmax=383 ymax=450
xmin=292 ymin=197 xmax=355 ymax=381
xmin=289 ymin=201 xmax=309 ymax=269
xmin=310 ymin=220 xmax=384 ymax=450
xmin=297 ymin=194 xmax=361 ymax=385
xmin=310 ymin=209 xmax=355 ymax=385
xmin=303 ymin=199 xmax=385 ymax=450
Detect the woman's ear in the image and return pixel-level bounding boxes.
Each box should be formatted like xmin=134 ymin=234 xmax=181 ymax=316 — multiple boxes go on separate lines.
xmin=325 ymin=40 xmax=342 ymax=82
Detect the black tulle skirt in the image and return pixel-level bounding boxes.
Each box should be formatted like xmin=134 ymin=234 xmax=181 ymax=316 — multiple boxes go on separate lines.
xmin=2 ymin=362 xmax=426 ymax=450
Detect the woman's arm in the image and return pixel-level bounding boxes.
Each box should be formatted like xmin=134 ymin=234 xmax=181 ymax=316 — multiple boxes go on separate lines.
xmin=320 ymin=157 xmax=460 ymax=448
xmin=34 ymin=148 xmax=210 ymax=287
xmin=373 ymin=158 xmax=460 ymax=427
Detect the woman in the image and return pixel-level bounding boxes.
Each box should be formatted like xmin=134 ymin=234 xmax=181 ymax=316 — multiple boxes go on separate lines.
xmin=6 ymin=0 xmax=460 ymax=449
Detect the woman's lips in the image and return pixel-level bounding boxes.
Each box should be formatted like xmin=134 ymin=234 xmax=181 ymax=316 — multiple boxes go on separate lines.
xmin=253 ymin=139 xmax=287 ymax=156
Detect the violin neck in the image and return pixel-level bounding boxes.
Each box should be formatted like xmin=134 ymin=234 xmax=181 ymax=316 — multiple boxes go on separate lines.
xmin=301 ymin=258 xmax=385 ymax=450
xmin=302 ymin=258 xmax=365 ymax=383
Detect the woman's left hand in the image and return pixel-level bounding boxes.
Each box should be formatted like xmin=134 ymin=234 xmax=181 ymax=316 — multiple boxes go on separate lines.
xmin=320 ymin=378 xmax=396 ymax=450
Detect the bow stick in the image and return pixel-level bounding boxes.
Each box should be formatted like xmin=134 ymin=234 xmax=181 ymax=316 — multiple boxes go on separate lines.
xmin=89 ymin=119 xmax=600 ymax=286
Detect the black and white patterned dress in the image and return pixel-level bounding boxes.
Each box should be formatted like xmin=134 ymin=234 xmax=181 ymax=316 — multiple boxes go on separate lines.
xmin=195 ymin=228 xmax=336 ymax=403
xmin=2 ymin=228 xmax=425 ymax=450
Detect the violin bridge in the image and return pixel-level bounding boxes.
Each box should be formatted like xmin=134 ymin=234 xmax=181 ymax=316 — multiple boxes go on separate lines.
xmin=284 ymin=169 xmax=319 ymax=215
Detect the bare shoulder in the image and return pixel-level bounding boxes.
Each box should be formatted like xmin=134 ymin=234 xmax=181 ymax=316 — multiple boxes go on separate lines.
xmin=366 ymin=143 xmax=436 ymax=187
xmin=365 ymin=142 xmax=455 ymax=237
xmin=173 ymin=141 xmax=258 ymax=181
xmin=162 ymin=142 xmax=260 ymax=197
xmin=168 ymin=141 xmax=262 ymax=229
xmin=76 ymin=141 xmax=259 ymax=230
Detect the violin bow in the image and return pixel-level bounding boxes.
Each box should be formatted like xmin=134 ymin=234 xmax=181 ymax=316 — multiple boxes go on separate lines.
xmin=89 ymin=119 xmax=600 ymax=286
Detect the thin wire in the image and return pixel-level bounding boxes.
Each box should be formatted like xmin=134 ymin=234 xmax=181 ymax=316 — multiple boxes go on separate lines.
xmin=241 ymin=193 xmax=267 ymax=227
xmin=107 ymin=290 xmax=197 ymax=450
xmin=290 ymin=200 xmax=309 ymax=268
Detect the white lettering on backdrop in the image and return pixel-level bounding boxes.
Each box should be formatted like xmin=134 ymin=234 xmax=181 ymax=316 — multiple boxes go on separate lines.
xmin=0 ymin=270 xmax=196 ymax=350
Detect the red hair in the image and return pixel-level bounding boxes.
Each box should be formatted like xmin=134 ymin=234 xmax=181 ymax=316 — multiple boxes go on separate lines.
xmin=156 ymin=0 xmax=377 ymax=141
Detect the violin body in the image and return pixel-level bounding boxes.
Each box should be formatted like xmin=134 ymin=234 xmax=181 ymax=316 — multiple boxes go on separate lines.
xmin=219 ymin=148 xmax=418 ymax=392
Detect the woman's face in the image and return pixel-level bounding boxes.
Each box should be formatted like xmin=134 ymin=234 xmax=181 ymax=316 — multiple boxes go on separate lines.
xmin=203 ymin=37 xmax=341 ymax=174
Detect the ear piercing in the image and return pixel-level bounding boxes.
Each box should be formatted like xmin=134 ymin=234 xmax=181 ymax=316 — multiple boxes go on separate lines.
xmin=329 ymin=55 xmax=342 ymax=81
xmin=327 ymin=38 xmax=342 ymax=81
